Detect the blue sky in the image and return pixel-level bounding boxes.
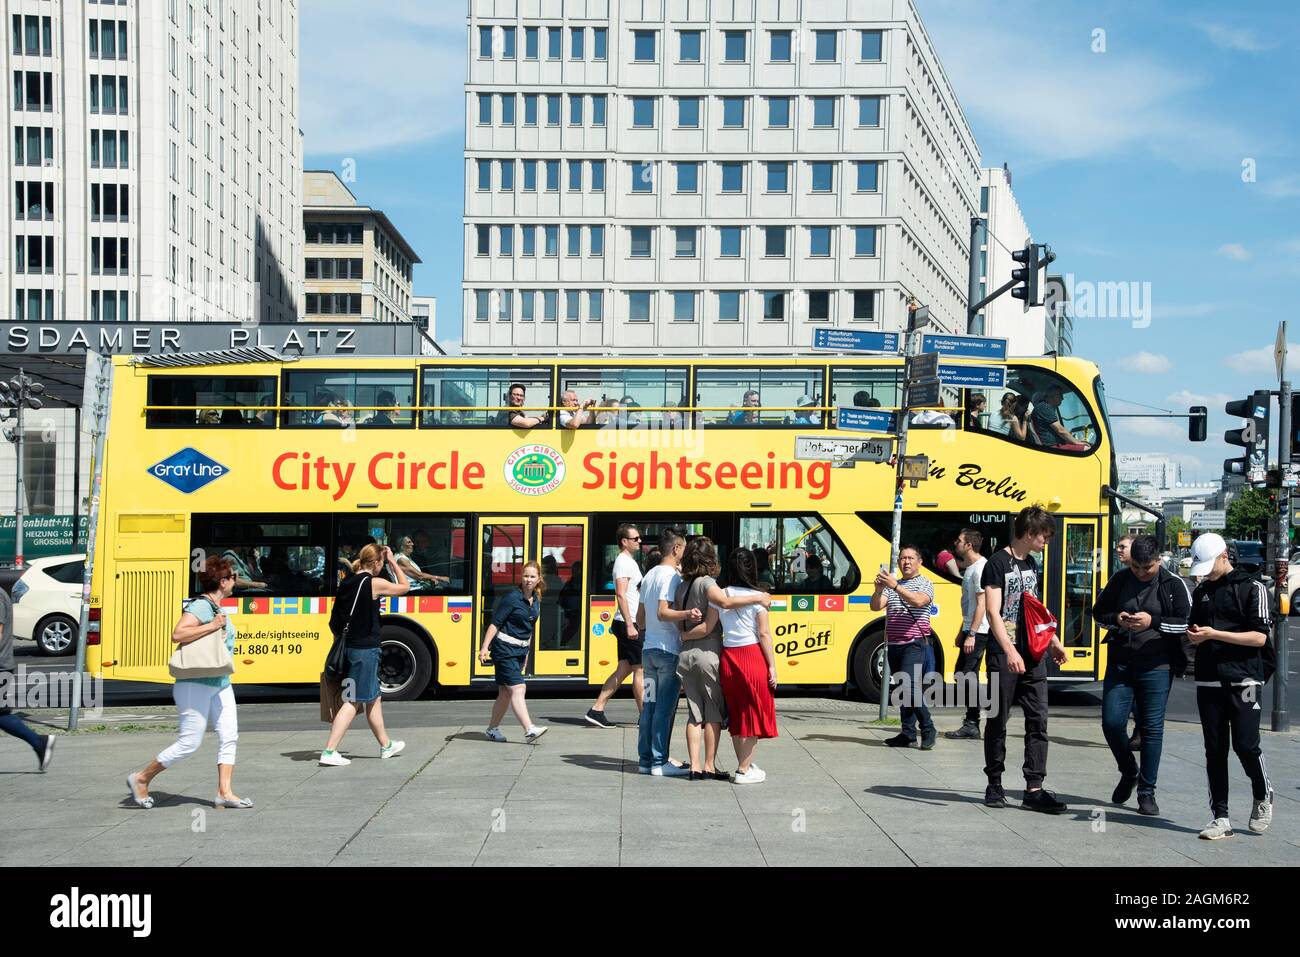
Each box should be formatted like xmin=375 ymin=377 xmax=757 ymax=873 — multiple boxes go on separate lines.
xmin=300 ymin=0 xmax=1299 ymax=481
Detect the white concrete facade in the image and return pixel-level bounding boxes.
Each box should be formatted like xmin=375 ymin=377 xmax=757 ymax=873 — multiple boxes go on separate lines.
xmin=461 ymin=0 xmax=980 ymax=354
xmin=975 ymin=165 xmax=1047 ymax=357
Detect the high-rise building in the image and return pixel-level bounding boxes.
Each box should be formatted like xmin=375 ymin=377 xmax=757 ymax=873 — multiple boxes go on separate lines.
xmin=0 ymin=0 xmax=302 ymax=518
xmin=302 ymin=170 xmax=420 ymax=325
xmin=1117 ymin=452 xmax=1181 ymax=489
xmin=973 ymin=165 xmax=1047 ymax=356
xmin=462 ymin=0 xmax=981 ymax=354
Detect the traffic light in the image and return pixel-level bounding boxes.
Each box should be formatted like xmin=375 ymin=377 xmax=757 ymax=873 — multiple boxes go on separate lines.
xmin=1189 ymin=405 xmax=1208 ymax=442
xmin=1010 ymin=243 xmax=1056 ymax=310
xmin=1224 ymin=390 xmax=1271 ymax=486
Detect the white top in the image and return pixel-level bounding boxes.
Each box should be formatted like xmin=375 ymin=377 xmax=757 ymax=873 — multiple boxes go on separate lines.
xmin=611 ymin=551 xmax=642 ymax=623
xmin=640 ymin=564 xmax=683 ymax=654
xmin=713 ymin=587 xmax=765 ymax=648
xmin=961 ymin=557 xmax=990 ymax=635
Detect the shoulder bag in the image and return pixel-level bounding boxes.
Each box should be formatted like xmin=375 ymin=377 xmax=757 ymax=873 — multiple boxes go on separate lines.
xmin=1012 ymin=558 xmax=1057 ymax=663
xmin=168 ymin=597 xmax=235 ymax=679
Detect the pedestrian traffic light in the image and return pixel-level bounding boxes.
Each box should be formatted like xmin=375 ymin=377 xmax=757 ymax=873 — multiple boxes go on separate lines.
xmin=1010 ymin=243 xmax=1055 ymax=311
xmin=1189 ymin=405 xmax=1207 ymax=442
xmin=1224 ymin=390 xmax=1271 ymax=485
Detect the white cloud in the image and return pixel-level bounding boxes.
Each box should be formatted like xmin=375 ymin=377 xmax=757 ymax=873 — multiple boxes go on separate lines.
xmin=1118 ymin=352 xmax=1172 ymax=374
xmin=301 ymin=1 xmax=465 ymax=154
xmin=1115 ymin=418 xmax=1183 ymax=441
xmin=1223 ymin=342 xmax=1299 ymax=374
xmin=1196 ymin=23 xmax=1274 ymax=53
xmin=1261 ymin=175 xmax=1300 ymax=200
xmin=1166 ymin=389 xmax=1231 ymax=409
xmin=1217 ymin=243 xmax=1251 ymax=261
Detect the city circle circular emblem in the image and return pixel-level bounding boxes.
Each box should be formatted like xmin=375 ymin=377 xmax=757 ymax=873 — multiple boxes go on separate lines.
xmin=504 ymin=445 xmax=566 ymax=496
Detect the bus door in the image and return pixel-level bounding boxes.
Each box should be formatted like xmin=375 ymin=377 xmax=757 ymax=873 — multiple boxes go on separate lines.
xmin=1046 ymin=516 xmax=1103 ymax=676
xmin=472 ymin=518 xmax=530 ymax=680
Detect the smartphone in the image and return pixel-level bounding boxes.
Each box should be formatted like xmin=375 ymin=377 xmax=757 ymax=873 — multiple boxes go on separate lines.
xmin=879 ymin=563 xmax=889 ymax=574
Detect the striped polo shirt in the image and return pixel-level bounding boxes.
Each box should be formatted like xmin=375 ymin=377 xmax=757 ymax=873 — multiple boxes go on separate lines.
xmin=885 ymin=574 xmax=935 ymax=645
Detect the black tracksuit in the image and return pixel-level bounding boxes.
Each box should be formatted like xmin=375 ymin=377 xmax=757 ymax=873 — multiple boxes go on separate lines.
xmin=1189 ymin=568 xmax=1274 ymax=819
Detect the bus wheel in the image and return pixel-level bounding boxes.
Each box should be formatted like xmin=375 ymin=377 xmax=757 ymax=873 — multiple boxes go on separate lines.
xmin=851 ymin=631 xmax=886 ymax=704
xmin=378 ymin=626 xmax=434 ymax=701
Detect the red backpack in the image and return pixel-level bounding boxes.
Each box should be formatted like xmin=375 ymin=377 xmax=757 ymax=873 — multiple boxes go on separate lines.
xmin=1013 ymin=559 xmax=1057 ymax=661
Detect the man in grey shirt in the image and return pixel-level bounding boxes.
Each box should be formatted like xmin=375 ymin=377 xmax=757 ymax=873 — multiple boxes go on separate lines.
xmin=0 ymin=586 xmax=56 ymax=770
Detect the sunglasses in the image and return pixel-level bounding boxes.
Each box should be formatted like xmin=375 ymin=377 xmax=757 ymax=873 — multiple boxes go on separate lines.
xmin=623 ymin=536 xmax=641 ymax=542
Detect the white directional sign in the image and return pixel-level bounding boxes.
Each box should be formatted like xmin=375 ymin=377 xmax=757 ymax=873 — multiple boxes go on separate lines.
xmin=1191 ymin=509 xmax=1226 ymax=530
xmin=795 ymin=436 xmax=893 ymax=464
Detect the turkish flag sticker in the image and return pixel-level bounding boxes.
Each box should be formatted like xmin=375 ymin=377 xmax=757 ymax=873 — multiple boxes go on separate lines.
xmin=818 ymin=596 xmax=844 ymax=612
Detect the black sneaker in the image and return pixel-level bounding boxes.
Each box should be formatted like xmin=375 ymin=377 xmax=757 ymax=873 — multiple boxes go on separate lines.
xmin=38 ymin=734 xmax=55 ymax=772
xmin=584 ymin=709 xmax=615 ymax=729
xmin=1023 ymin=789 xmax=1068 ymax=814
xmin=919 ymin=728 xmax=937 ymax=751
xmin=884 ymin=733 xmax=916 ymax=748
xmin=944 ymin=722 xmax=980 ymax=740
xmin=1137 ymin=794 xmax=1160 ymax=816
xmin=984 ymin=784 xmax=1007 ymax=808
xmin=1128 ymin=731 xmax=1142 ymax=752
xmin=1111 ymin=774 xmax=1138 ymax=805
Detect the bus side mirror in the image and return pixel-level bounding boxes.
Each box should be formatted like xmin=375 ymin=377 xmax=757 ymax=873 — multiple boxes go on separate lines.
xmin=1189 ymin=405 xmax=1207 ymax=442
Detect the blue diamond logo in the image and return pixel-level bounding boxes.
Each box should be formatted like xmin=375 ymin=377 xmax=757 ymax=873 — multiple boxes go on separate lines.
xmin=147 ymin=448 xmax=230 ymax=494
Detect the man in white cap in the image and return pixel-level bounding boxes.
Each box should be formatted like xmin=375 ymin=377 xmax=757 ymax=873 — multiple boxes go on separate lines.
xmin=1186 ymin=532 xmax=1275 ymax=839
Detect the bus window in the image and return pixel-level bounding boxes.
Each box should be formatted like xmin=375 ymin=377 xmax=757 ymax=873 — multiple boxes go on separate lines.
xmin=421 ymin=367 xmax=552 ymax=427
xmin=828 ymin=366 xmax=899 ymax=426
xmin=589 ymin=516 xmax=712 ymax=593
xmin=191 ymin=516 xmax=330 ymax=597
xmin=738 ymin=515 xmax=857 ymax=593
xmin=696 ymin=367 xmax=825 ymax=428
xmin=281 ymin=370 xmax=416 ymax=428
xmin=333 ymin=515 xmax=469 ymax=594
xmin=974 ymin=367 xmax=1099 ymax=453
xmin=857 ymin=510 xmax=1012 ymax=583
xmin=147 ymin=375 xmax=277 ymax=428
xmin=558 ymin=366 xmax=689 ymax=430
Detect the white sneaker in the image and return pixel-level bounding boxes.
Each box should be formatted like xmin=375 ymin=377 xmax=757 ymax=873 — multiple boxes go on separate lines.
xmin=380 ymin=740 xmax=405 ymax=759
xmin=319 ymin=750 xmax=351 ymax=767
xmin=650 ymin=762 xmax=690 ymax=777
xmin=1198 ymin=817 xmax=1233 ymax=840
xmin=484 ymin=727 xmax=507 ymax=743
xmin=1248 ymin=792 xmax=1273 ymax=832
xmin=733 ymin=765 xmax=767 ymax=785
xmin=524 ymin=726 xmax=548 ymax=743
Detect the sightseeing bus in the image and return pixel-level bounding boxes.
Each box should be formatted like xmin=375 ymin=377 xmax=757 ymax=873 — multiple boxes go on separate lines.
xmin=86 ymin=351 xmax=1119 ymax=702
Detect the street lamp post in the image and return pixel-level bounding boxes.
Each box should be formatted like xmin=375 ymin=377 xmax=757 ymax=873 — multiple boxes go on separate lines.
xmin=0 ymin=370 xmax=45 ymax=567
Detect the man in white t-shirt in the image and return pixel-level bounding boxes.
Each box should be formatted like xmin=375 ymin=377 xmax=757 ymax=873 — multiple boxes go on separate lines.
xmin=945 ymin=528 xmax=990 ymax=740
xmin=585 ymin=524 xmax=644 ymax=729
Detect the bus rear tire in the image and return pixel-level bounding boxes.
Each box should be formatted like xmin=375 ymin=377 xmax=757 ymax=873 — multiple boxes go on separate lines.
xmin=378 ymin=625 xmax=434 ymax=701
xmin=851 ymin=632 xmax=886 ymax=704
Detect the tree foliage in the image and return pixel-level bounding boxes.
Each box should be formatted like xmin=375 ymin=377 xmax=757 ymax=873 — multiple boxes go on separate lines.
xmin=1225 ymin=489 xmax=1270 ymax=541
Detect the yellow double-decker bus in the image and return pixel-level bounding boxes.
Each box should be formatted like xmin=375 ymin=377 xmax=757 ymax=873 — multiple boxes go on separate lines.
xmin=86 ymin=350 xmax=1120 ymax=702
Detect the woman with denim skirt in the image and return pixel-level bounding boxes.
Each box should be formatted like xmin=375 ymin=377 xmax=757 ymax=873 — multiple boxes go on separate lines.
xmin=319 ymin=544 xmax=410 ymax=766
xmin=479 ymin=561 xmax=549 ymax=743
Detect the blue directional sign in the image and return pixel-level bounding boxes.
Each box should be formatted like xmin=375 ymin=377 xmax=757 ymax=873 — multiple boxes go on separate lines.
xmin=922 ymin=333 xmax=1008 ymax=361
xmin=813 ymin=328 xmax=901 ymax=353
xmin=835 ymin=407 xmax=897 ymax=433
xmin=938 ymin=364 xmax=1008 ymax=389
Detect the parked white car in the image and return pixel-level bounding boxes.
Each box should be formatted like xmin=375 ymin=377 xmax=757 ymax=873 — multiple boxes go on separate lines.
xmin=10 ymin=555 xmax=85 ymax=656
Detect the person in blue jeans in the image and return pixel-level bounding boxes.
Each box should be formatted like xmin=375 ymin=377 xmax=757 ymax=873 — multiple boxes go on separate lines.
xmin=1092 ymin=534 xmax=1191 ymax=816
xmin=0 ymin=584 xmax=54 ymax=771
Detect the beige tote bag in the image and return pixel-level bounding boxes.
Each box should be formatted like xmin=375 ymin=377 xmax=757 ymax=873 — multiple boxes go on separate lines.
xmin=168 ymin=597 xmax=235 ymax=679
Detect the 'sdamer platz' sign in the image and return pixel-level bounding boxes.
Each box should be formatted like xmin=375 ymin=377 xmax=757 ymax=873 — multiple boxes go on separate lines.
xmin=0 ymin=321 xmax=427 ymax=357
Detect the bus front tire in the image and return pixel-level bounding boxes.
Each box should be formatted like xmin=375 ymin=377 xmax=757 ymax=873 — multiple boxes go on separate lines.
xmin=377 ymin=625 xmax=434 ymax=701
xmin=851 ymin=632 xmax=886 ymax=704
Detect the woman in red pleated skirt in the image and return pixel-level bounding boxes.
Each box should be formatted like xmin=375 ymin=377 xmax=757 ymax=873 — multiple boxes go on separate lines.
xmin=714 ymin=548 xmax=778 ymax=784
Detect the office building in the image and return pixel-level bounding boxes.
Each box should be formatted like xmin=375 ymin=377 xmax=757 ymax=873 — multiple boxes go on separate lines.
xmin=973 ymin=164 xmax=1048 ymax=356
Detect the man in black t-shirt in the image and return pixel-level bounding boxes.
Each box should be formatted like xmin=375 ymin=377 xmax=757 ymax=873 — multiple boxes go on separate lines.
xmin=980 ymin=505 xmax=1068 ymax=813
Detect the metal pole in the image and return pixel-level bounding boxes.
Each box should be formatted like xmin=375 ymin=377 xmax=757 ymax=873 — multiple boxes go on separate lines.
xmin=966 ymin=216 xmax=984 ymax=335
xmin=1274 ymin=377 xmax=1291 ymax=733
xmin=14 ymin=370 xmax=25 ymax=568
xmin=70 ymin=355 xmax=111 ymax=732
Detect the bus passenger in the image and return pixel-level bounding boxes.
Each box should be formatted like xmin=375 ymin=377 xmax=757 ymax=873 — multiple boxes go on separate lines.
xmin=727 ymin=389 xmax=761 ymax=425
xmin=799 ymin=555 xmax=832 ymax=593
xmin=255 ymin=393 xmax=276 ymax=427
xmin=364 ymin=390 xmax=398 ymax=426
xmin=995 ymin=394 xmax=1031 ymax=442
xmin=479 ymin=560 xmax=549 ymax=744
xmin=394 ymin=536 xmax=449 ymax=591
xmin=321 ymin=398 xmax=354 ymax=428
xmin=495 ymin=383 xmax=546 ymax=428
xmin=1031 ymin=386 xmax=1076 ymax=446
xmin=222 ymin=546 xmax=268 ymax=592
xmin=585 ymin=525 xmax=645 ymax=728
xmin=965 ymin=393 xmax=987 ymax=431
xmin=319 ymin=545 xmax=410 ymax=766
xmin=714 ymin=548 xmax=778 ymax=784
xmin=872 ymin=545 xmax=937 ymax=750
xmin=558 ymin=389 xmax=598 ymax=429
xmin=793 ymin=394 xmax=820 ymax=425
xmin=127 ymin=556 xmax=249 ymax=809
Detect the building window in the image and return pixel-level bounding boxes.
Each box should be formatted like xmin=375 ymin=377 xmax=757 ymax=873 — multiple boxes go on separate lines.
xmin=630 ymin=227 xmax=653 ymax=258
xmin=476 ymin=159 xmax=491 ymax=191
xmin=522 ymin=160 xmax=537 ymax=191
xmin=544 ymin=225 xmax=559 ymax=257
xmin=674 ymin=227 xmax=698 ymax=258
xmin=545 ymin=159 xmax=559 ymax=191
xmin=570 ymin=27 xmax=585 ymax=60
xmin=721 ymin=96 xmax=746 ymax=128
xmin=569 ymin=94 xmax=583 ymax=125
xmin=629 ymin=291 xmax=651 ymax=322
xmin=814 ymin=30 xmax=838 ymax=62
xmin=769 ymin=30 xmax=792 ymax=62
xmin=498 ymin=290 xmax=513 ymax=321
xmin=477 ymin=93 xmax=492 ymax=125
xmin=633 ymin=30 xmax=657 ymax=63
xmin=854 ymin=226 xmax=879 ymax=257
xmin=521 ymin=290 xmax=535 ymax=321
xmin=478 ymin=26 xmax=493 ymax=59
xmin=766 ymin=162 xmax=789 ymax=193
xmin=592 ymin=94 xmax=607 ymax=126
xmin=568 ymin=160 xmax=582 ymax=191
xmin=631 ymin=161 xmax=655 ymax=193
xmin=718 ymin=291 xmax=741 ymax=321
xmin=764 ymin=227 xmax=788 ymax=257
xmin=522 ymin=225 xmax=536 ymax=257
xmin=679 ymin=30 xmax=702 ymax=62
xmin=676 ymin=161 xmax=700 ymax=193
xmin=524 ymin=26 xmax=539 ymax=59
xmin=809 ymin=226 xmax=832 ymax=258
xmin=767 ymin=96 xmax=791 ymax=128
xmin=475 ymin=225 xmax=491 ymax=256
xmin=475 ymin=289 xmax=490 ymax=321
xmin=810 ymin=161 xmax=834 ymax=193
xmin=719 ymin=227 xmax=743 ymax=258
xmin=593 ymin=27 xmax=607 ymax=60
xmin=677 ymin=96 xmax=701 ymax=128
xmin=856 ymin=161 xmax=880 ymax=192
xmin=590 ymin=225 xmax=605 ymax=257
xmin=543 ymin=289 xmax=558 ymax=321
xmin=808 ymin=290 xmax=831 ymax=321
xmin=812 ymin=96 xmax=837 ymax=128
xmin=631 ymin=97 xmax=656 ymax=128
xmin=523 ymin=94 xmax=538 ymax=126
xmin=724 ymin=30 xmax=747 ymax=62
xmin=763 ymin=291 xmax=787 ymax=320
xmin=853 ymin=291 xmax=876 ymax=320
xmin=502 ymin=26 xmax=516 ymax=59
xmin=500 ymin=160 xmax=515 ymax=191
xmin=547 ymin=26 xmax=562 ymax=60
xmin=591 ymin=160 xmax=606 ymax=192
xmin=567 ymin=225 xmax=582 ymax=256
xmin=720 ymin=162 xmax=744 ymax=194
xmin=546 ymin=94 xmax=561 ymax=126
xmin=566 ymin=289 xmax=581 ymax=321
xmin=861 ymin=29 xmax=883 ymax=61
xmin=589 ymin=290 xmax=604 ymax=322
xmin=980 ymin=186 xmax=989 ymax=213
xmin=499 ymin=225 xmax=514 ymax=257
xmin=858 ymin=96 xmax=882 ymax=127
xmin=673 ymin=291 xmax=696 ymax=322
xmin=501 ymin=94 xmax=515 ymax=125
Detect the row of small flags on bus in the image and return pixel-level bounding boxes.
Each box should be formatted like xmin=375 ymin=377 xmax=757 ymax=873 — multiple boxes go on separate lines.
xmin=590 ymin=595 xmax=873 ymax=613
xmin=213 ymin=596 xmax=474 ymax=615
